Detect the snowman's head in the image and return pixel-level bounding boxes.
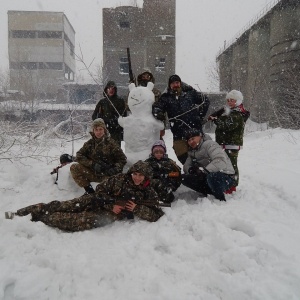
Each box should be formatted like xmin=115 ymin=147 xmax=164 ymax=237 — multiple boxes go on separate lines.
xmin=128 ymin=82 xmax=155 ymax=115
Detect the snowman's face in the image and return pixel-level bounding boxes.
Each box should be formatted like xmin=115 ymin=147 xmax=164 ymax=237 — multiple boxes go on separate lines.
xmin=128 ymin=83 xmax=154 ymax=115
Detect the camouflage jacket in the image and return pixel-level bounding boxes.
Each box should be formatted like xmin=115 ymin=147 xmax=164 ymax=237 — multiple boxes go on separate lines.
xmin=75 ymin=132 xmax=127 ymax=175
xmin=145 ymin=155 xmax=181 ymax=191
xmin=92 ymin=94 xmax=127 ymax=133
xmin=214 ymin=104 xmax=250 ymax=146
xmin=94 ymin=173 xmax=164 ymax=222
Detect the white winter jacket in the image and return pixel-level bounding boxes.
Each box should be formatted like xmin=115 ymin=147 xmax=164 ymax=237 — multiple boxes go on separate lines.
xmin=183 ymin=134 xmax=235 ymax=175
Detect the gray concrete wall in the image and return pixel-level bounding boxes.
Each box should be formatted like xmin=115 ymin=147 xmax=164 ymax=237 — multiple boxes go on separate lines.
xmin=217 ymin=0 xmax=300 ymax=128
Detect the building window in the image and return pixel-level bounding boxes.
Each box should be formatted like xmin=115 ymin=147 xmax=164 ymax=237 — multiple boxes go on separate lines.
xmin=37 ymin=31 xmax=62 ymax=39
xmin=119 ymin=57 xmax=129 ymax=74
xmin=11 ymin=30 xmax=36 ymax=38
xmin=155 ymin=57 xmax=166 ymax=72
xmin=119 ymin=21 xmax=130 ymax=28
xmin=39 ymin=62 xmax=63 ymax=70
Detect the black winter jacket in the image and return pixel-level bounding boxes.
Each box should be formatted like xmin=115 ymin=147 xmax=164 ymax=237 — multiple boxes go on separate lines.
xmin=152 ymin=83 xmax=209 ymax=140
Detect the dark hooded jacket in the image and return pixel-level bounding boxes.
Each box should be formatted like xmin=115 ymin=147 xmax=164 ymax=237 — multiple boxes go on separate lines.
xmin=92 ymin=81 xmax=127 ymax=134
xmin=152 ymin=82 xmax=210 ymax=140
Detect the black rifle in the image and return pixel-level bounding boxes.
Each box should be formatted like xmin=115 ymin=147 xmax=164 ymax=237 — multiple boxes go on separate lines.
xmin=202 ymin=107 xmax=225 ymax=125
xmin=127 ymin=47 xmax=135 ymax=84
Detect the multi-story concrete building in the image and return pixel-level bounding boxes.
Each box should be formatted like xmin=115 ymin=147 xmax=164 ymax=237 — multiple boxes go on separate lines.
xmin=217 ymin=0 xmax=300 ymax=128
xmin=102 ymin=0 xmax=175 ymax=96
xmin=8 ymin=11 xmax=75 ymax=99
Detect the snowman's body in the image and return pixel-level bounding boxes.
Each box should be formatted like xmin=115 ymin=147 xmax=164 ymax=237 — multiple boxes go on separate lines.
xmin=118 ymin=82 xmax=164 ymax=166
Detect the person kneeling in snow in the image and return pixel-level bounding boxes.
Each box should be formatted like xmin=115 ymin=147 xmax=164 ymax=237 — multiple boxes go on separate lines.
xmin=5 ymin=161 xmax=164 ymax=232
xmin=145 ymin=140 xmax=181 ymax=203
xmin=70 ymin=118 xmax=127 ymax=195
xmin=182 ymin=128 xmax=236 ymax=201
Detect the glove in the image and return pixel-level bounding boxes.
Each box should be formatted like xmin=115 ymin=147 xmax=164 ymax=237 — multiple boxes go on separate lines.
xmin=60 ymin=154 xmax=74 ymax=164
xmin=106 ymin=167 xmax=119 ymax=176
xmin=152 ymin=107 xmax=165 ymax=121
xmin=94 ymin=163 xmax=103 ymax=173
xmin=188 ymin=166 xmax=198 ymax=175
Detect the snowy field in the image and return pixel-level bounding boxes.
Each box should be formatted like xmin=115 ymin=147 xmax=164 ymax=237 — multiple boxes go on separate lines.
xmin=0 ymin=125 xmax=300 ymax=300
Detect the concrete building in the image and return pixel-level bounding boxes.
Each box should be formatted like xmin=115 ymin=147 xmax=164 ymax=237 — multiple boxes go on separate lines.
xmin=217 ymin=0 xmax=300 ymax=128
xmin=102 ymin=0 xmax=175 ymax=96
xmin=8 ymin=11 xmax=75 ymax=99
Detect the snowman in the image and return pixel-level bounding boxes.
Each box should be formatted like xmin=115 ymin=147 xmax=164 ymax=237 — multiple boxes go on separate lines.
xmin=118 ymin=82 xmax=164 ymax=167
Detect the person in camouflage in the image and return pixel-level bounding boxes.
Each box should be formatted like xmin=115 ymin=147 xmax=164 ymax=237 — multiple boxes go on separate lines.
xmin=5 ymin=161 xmax=164 ymax=232
xmin=208 ymin=90 xmax=250 ymax=193
xmin=70 ymin=118 xmax=127 ymax=195
xmin=145 ymin=140 xmax=181 ymax=203
xmin=92 ymin=81 xmax=127 ymax=146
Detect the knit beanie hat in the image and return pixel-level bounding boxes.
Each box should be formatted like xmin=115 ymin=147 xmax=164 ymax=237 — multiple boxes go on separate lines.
xmin=226 ymin=90 xmax=243 ymax=106
xmin=151 ymin=140 xmax=167 ymax=153
xmin=168 ymin=74 xmax=181 ymax=87
xmin=184 ymin=128 xmax=203 ymax=140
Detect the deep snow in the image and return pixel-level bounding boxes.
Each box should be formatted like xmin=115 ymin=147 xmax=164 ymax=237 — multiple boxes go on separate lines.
xmin=0 ymin=125 xmax=300 ymax=300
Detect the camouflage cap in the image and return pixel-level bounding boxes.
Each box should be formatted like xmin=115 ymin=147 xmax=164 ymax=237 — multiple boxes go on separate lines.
xmin=128 ymin=160 xmax=153 ymax=179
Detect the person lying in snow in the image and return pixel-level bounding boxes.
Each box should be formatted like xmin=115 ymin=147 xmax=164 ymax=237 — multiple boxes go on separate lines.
xmin=145 ymin=140 xmax=181 ymax=203
xmin=5 ymin=161 xmax=164 ymax=232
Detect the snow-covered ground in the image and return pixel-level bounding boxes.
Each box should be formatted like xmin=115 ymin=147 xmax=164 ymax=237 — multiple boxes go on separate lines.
xmin=1 ymin=125 xmax=300 ymax=300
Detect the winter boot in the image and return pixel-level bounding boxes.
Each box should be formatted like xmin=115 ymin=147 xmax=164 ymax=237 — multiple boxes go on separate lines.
xmin=5 ymin=211 xmax=16 ymax=219
xmin=83 ymin=184 xmax=95 ymax=195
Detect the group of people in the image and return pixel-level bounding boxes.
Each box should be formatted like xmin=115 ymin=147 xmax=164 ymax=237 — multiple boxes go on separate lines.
xmin=5 ymin=71 xmax=249 ymax=233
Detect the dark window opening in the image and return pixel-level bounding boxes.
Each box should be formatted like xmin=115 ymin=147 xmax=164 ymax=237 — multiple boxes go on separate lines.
xmin=11 ymin=30 xmax=36 ymax=38
xmin=155 ymin=57 xmax=166 ymax=72
xmin=119 ymin=21 xmax=130 ymax=28
xmin=38 ymin=31 xmax=62 ymax=39
xmin=119 ymin=57 xmax=129 ymax=74
xmin=39 ymin=62 xmax=63 ymax=70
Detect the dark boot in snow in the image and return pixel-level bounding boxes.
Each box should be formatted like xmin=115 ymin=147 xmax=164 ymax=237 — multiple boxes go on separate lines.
xmin=5 ymin=211 xmax=16 ymax=219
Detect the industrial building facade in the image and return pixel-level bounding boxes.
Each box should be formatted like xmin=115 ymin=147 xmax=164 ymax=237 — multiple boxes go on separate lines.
xmin=217 ymin=0 xmax=300 ymax=128
xmin=102 ymin=0 xmax=176 ymax=96
xmin=8 ymin=11 xmax=75 ymax=99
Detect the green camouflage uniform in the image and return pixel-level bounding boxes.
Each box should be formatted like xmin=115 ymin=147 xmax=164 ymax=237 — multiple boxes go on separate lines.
xmin=214 ymin=105 xmax=250 ymax=185
xmin=145 ymin=155 xmax=181 ymax=203
xmin=70 ymin=132 xmax=127 ymax=187
xmin=15 ymin=162 xmax=164 ymax=232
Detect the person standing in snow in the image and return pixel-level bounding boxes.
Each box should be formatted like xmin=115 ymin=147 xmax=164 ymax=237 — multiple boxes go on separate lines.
xmin=208 ymin=90 xmax=250 ymax=193
xmin=152 ymin=75 xmax=210 ymax=164
xmin=182 ymin=128 xmax=235 ymax=201
xmin=145 ymin=140 xmax=181 ymax=203
xmin=136 ymin=70 xmax=161 ymax=102
xmin=5 ymin=161 xmax=164 ymax=232
xmin=92 ymin=81 xmax=127 ymax=146
xmin=70 ymin=118 xmax=127 ymax=195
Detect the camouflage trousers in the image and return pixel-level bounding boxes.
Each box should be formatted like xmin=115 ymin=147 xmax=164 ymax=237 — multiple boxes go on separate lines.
xmin=225 ymin=149 xmax=239 ymax=186
xmin=16 ymin=196 xmax=119 ymax=232
xmin=70 ymin=163 xmax=107 ymax=187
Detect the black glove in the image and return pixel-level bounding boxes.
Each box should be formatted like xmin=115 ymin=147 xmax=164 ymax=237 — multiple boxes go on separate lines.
xmin=94 ymin=163 xmax=104 ymax=173
xmin=105 ymin=167 xmax=119 ymax=176
xmin=152 ymin=107 xmax=165 ymax=121
xmin=60 ymin=154 xmax=74 ymax=164
xmin=188 ymin=166 xmax=198 ymax=175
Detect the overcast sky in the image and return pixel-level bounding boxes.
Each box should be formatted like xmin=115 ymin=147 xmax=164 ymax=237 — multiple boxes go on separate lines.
xmin=0 ymin=0 xmax=272 ymax=91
